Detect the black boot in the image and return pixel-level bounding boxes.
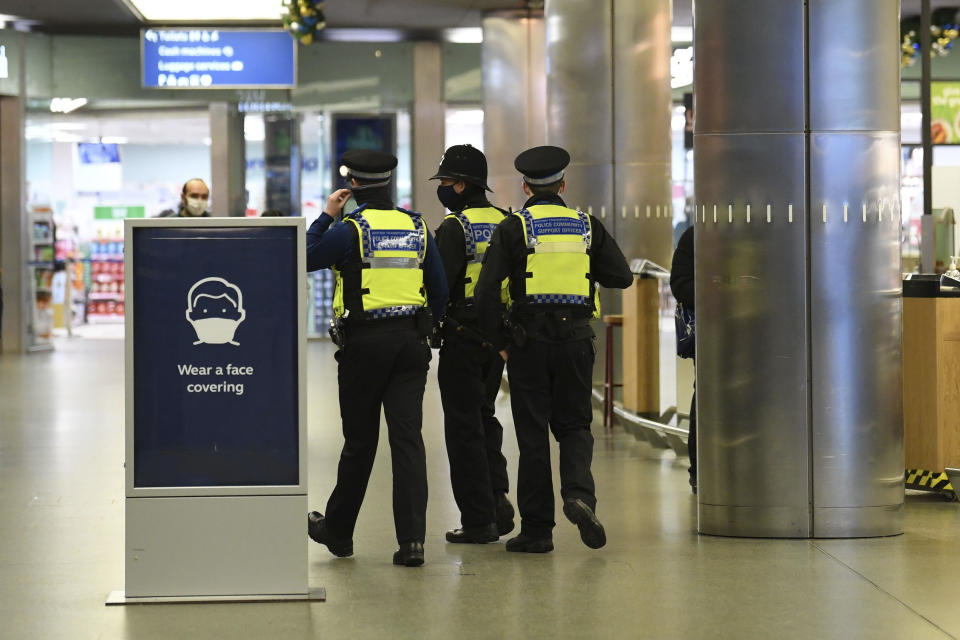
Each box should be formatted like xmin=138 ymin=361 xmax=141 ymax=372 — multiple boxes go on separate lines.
xmin=495 ymin=493 xmax=515 ymax=536
xmin=562 ymin=499 xmax=606 ymax=549
xmin=307 ymin=511 xmax=353 ymax=557
xmin=505 ymin=533 xmax=554 ymax=553
xmin=393 ymin=542 xmax=425 ymax=567
xmin=446 ymin=523 xmax=498 ymax=544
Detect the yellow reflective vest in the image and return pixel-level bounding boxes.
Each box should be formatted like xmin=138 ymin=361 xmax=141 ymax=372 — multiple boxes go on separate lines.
xmin=333 ymin=207 xmax=427 ymax=319
xmin=447 ymin=206 xmax=505 ymax=302
xmin=514 ymin=203 xmax=598 ymax=315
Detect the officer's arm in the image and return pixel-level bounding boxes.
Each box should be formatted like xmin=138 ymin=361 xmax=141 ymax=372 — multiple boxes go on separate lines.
xmin=422 ymin=231 xmax=449 ymax=324
xmin=670 ymin=226 xmax=695 ymax=310
xmin=589 ymin=216 xmax=634 ymax=289
xmin=306 ymin=217 xmax=354 ymax=272
xmin=475 ymin=218 xmax=522 ymax=350
xmin=434 ymin=218 xmax=466 ymax=296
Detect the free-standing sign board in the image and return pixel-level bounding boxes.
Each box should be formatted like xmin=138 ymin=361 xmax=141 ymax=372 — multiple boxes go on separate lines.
xmin=120 ymin=218 xmax=311 ymax=601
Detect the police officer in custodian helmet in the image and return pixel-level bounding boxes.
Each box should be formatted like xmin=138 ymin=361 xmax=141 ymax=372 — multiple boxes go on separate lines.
xmin=305 ymin=150 xmax=449 ymax=567
xmin=431 ymin=145 xmax=515 ymax=544
xmin=474 ymin=146 xmax=632 ymax=553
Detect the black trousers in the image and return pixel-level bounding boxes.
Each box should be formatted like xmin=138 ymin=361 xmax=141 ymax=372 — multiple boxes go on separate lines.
xmin=506 ymin=337 xmax=596 ymax=539
xmin=438 ymin=335 xmax=509 ymax=527
xmin=325 ymin=328 xmax=430 ymax=545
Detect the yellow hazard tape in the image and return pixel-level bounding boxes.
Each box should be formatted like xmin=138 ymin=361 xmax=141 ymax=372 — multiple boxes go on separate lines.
xmin=905 ymin=469 xmax=955 ymax=493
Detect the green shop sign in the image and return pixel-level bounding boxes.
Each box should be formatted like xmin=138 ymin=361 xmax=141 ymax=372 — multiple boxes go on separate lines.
xmin=94 ymin=205 xmax=146 ymax=220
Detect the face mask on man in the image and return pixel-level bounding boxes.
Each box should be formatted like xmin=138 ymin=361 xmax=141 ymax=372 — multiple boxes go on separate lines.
xmin=184 ymin=197 xmax=207 ymax=216
xmin=437 ymin=184 xmax=467 ymax=212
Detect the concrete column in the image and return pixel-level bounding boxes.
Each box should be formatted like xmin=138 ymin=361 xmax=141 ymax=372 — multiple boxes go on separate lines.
xmin=209 ymin=103 xmax=246 ymax=217
xmin=694 ymin=0 xmax=902 ymax=538
xmin=0 ymin=94 xmax=26 ymax=354
xmin=411 ymin=41 xmax=445 ymax=228
xmin=481 ymin=10 xmax=546 ymax=207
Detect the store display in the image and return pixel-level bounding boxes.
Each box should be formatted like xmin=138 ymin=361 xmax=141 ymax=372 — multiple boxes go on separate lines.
xmin=27 ymin=207 xmax=56 ymax=350
xmin=86 ymin=227 xmax=126 ymax=324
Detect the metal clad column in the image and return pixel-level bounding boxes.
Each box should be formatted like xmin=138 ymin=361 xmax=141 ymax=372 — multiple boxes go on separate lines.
xmin=481 ymin=11 xmax=546 ymax=208
xmin=209 ymin=103 xmax=246 ymax=217
xmin=808 ymin=0 xmax=903 ymax=537
xmin=695 ymin=0 xmax=903 ymax=538
xmin=612 ymin=0 xmax=673 ymax=267
xmin=544 ymin=0 xmax=614 ymax=225
xmin=694 ymin=0 xmax=812 ymax=537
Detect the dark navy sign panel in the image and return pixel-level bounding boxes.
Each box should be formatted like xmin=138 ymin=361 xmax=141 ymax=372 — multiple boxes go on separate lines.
xmin=142 ymin=29 xmax=295 ymax=89
xmin=133 ymin=226 xmax=299 ymax=487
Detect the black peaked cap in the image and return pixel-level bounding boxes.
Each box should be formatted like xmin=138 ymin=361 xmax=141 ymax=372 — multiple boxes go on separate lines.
xmin=514 ymin=146 xmax=571 ymax=185
xmin=340 ymin=149 xmax=398 ymax=180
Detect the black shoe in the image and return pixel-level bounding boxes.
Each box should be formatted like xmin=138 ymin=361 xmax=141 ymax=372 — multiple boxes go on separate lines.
xmin=689 ymin=473 xmax=698 ymax=495
xmin=505 ymin=534 xmax=554 ymax=553
xmin=307 ymin=511 xmax=353 ymax=557
xmin=562 ymin=498 xmax=607 ymax=549
xmin=393 ymin=542 xmax=425 ymax=567
xmin=495 ymin=493 xmax=516 ymax=536
xmin=446 ymin=523 xmax=498 ymax=544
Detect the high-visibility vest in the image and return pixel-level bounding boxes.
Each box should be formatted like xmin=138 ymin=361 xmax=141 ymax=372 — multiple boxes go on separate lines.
xmin=447 ymin=206 xmax=505 ymax=301
xmin=513 ymin=203 xmax=597 ymax=314
xmin=333 ymin=207 xmax=427 ymax=320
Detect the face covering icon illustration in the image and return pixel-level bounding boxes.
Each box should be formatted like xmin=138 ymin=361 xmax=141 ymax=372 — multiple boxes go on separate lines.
xmin=185 ymin=277 xmax=246 ymax=346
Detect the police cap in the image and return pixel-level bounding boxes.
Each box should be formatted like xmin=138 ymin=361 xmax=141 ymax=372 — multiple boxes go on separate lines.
xmin=429 ymin=144 xmax=492 ymax=191
xmin=514 ymin=146 xmax=570 ymax=186
xmin=338 ymin=149 xmax=398 ymax=181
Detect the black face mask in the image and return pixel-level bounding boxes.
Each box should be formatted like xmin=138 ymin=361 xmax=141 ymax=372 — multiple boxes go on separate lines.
xmin=437 ymin=184 xmax=467 ymax=212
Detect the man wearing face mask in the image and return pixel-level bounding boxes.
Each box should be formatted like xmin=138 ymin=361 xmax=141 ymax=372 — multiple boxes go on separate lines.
xmin=304 ymin=149 xmax=448 ymax=568
xmin=430 ymin=144 xmax=515 ymax=545
xmin=158 ymin=178 xmax=211 ymax=218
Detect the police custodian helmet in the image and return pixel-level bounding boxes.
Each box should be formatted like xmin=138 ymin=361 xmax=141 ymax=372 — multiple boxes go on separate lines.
xmin=429 ymin=144 xmax=492 ymax=191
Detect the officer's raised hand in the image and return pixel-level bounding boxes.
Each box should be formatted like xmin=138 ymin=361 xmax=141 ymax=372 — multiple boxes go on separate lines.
xmin=325 ymin=188 xmax=352 ymax=217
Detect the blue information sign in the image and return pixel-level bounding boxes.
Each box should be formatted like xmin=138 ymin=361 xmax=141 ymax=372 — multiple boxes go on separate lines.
xmin=132 ymin=225 xmax=299 ymax=487
xmin=142 ymin=29 xmax=296 ymax=89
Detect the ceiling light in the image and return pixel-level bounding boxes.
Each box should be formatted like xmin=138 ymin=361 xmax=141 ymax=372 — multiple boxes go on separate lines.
xmin=50 ymin=98 xmax=88 ymax=114
xmin=100 ymin=137 xmax=130 ymax=145
xmin=444 ymin=28 xmax=483 ymax=44
xmin=126 ymin=0 xmax=282 ymax=21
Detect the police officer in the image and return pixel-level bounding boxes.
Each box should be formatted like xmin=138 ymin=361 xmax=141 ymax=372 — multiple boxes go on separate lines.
xmin=474 ymin=146 xmax=632 ymax=553
xmin=431 ymin=145 xmax=515 ymax=544
xmin=306 ymin=150 xmax=449 ymax=567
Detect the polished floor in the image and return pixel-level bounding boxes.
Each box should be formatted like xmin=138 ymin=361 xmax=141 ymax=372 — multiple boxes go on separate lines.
xmin=2 ymin=337 xmax=960 ymax=639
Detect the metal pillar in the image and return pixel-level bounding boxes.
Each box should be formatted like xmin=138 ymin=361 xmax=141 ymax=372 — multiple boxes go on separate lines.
xmin=544 ymin=0 xmax=673 ymax=267
xmin=694 ymin=0 xmax=903 ymax=538
xmin=412 ymin=41 xmax=445 ymax=227
xmin=209 ymin=103 xmax=246 ymax=217
xmin=481 ymin=10 xmax=546 ymax=209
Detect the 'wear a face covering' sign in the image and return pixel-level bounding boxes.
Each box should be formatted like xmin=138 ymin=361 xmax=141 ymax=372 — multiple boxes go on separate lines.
xmin=131 ymin=225 xmax=299 ymax=488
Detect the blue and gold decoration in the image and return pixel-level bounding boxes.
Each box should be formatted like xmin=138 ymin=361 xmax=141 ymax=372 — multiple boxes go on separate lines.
xmin=282 ymin=0 xmax=326 ymax=46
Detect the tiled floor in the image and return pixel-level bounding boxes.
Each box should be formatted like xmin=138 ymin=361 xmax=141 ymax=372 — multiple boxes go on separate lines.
xmin=1 ymin=337 xmax=957 ymax=639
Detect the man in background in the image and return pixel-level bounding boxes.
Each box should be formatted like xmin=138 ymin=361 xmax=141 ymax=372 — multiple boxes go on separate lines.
xmin=158 ymin=179 xmax=210 ymax=218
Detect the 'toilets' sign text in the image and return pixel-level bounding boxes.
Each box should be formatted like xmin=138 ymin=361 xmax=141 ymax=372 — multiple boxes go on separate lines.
xmin=142 ymin=29 xmax=296 ymax=89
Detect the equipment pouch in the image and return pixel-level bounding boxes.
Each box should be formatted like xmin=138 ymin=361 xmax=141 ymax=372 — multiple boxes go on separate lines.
xmin=415 ymin=307 xmax=434 ymax=338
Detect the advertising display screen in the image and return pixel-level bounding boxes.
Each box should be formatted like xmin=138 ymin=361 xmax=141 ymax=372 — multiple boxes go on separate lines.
xmin=131 ymin=225 xmax=299 ymax=487
xmin=931 ymin=82 xmax=960 ymax=145
xmin=141 ymin=28 xmax=296 ymax=89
